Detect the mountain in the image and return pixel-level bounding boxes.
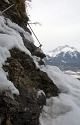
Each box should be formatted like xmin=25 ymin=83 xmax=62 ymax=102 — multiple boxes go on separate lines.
xmin=45 ymin=45 xmax=80 ymax=71
xmin=0 ymin=1 xmax=58 ymax=125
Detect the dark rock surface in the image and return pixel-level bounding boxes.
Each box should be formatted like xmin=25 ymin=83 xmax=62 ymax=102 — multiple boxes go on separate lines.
xmin=23 ymin=38 xmax=46 ymax=59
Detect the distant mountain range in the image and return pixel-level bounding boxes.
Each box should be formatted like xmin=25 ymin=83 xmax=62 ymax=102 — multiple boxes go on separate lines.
xmin=44 ymin=45 xmax=80 ymax=71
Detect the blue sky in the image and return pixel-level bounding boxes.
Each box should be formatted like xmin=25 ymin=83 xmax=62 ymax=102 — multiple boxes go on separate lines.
xmin=27 ymin=0 xmax=80 ymax=52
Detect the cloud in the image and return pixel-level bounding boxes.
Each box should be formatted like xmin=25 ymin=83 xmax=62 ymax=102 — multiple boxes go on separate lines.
xmin=28 ymin=0 xmax=80 ymax=51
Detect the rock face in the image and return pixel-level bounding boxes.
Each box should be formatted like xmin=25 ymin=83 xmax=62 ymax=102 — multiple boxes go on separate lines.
xmin=2 ymin=47 xmax=59 ymax=125
xmin=0 ymin=0 xmax=59 ymax=125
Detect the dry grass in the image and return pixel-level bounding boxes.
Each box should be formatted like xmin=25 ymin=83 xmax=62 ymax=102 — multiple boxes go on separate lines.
xmin=15 ymin=0 xmax=29 ymax=21
xmin=16 ymin=0 xmax=26 ymax=13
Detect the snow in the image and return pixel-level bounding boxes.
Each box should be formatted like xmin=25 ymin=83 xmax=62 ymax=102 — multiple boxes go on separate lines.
xmin=0 ymin=15 xmax=34 ymax=98
xmin=64 ymin=70 xmax=80 ymax=79
xmin=1 ymin=14 xmax=80 ymax=124
xmin=0 ymin=68 xmax=19 ymax=96
xmin=46 ymin=56 xmax=51 ymax=60
xmin=32 ymin=56 xmax=41 ymax=68
xmin=37 ymin=90 xmax=46 ymax=98
xmin=61 ymin=60 xmax=66 ymax=63
xmin=3 ymin=0 xmax=9 ymax=3
xmin=39 ymin=65 xmax=80 ymax=125
xmin=47 ymin=45 xmax=78 ymax=58
xmin=68 ymin=51 xmax=77 ymax=58
xmin=7 ymin=18 xmax=34 ymax=43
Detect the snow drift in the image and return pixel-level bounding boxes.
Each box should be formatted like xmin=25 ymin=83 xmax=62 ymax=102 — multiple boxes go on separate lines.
xmin=39 ymin=65 xmax=80 ymax=125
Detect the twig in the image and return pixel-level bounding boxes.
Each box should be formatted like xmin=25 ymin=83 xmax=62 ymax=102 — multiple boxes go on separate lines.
xmin=0 ymin=4 xmax=16 ymax=15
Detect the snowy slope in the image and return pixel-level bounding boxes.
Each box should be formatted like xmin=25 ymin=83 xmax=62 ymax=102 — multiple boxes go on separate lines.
xmin=0 ymin=15 xmax=34 ymax=98
xmin=39 ymin=65 xmax=80 ymax=125
xmin=32 ymin=56 xmax=80 ymax=125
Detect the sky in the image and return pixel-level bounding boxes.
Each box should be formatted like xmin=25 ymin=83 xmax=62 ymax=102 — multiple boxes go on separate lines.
xmin=27 ymin=0 xmax=80 ymax=52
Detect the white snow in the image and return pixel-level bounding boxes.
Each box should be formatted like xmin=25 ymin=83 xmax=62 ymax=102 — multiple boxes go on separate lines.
xmin=3 ymin=0 xmax=9 ymax=3
xmin=37 ymin=90 xmax=46 ymax=98
xmin=0 ymin=15 xmax=34 ymax=98
xmin=39 ymin=65 xmax=80 ymax=125
xmin=64 ymin=70 xmax=80 ymax=79
xmin=6 ymin=18 xmax=34 ymax=43
xmin=61 ymin=60 xmax=66 ymax=63
xmin=47 ymin=45 xmax=78 ymax=58
xmin=0 ymin=68 xmax=19 ymax=96
xmin=32 ymin=56 xmax=41 ymax=68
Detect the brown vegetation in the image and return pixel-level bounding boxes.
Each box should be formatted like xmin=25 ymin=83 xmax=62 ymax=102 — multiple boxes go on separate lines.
xmin=16 ymin=0 xmax=26 ymax=14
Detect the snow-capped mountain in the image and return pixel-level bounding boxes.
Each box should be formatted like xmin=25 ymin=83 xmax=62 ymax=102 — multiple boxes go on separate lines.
xmin=46 ymin=45 xmax=78 ymax=58
xmin=45 ymin=45 xmax=80 ymax=71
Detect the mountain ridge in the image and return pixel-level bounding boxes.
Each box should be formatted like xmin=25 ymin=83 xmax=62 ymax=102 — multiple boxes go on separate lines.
xmin=46 ymin=45 xmax=79 ymax=58
xmin=45 ymin=45 xmax=80 ymax=71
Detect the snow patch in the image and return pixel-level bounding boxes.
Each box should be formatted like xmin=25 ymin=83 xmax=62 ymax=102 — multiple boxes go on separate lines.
xmin=37 ymin=90 xmax=46 ymax=98
xmin=32 ymin=56 xmax=41 ymax=68
xmin=61 ymin=60 xmax=66 ymax=63
xmin=7 ymin=18 xmax=34 ymax=43
xmin=64 ymin=70 xmax=80 ymax=79
xmin=3 ymin=0 xmax=9 ymax=3
xmin=39 ymin=65 xmax=80 ymax=125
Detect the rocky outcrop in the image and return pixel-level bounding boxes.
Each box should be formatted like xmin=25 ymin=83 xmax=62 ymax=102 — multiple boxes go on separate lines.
xmin=0 ymin=0 xmax=59 ymax=125
xmin=1 ymin=46 xmax=59 ymax=125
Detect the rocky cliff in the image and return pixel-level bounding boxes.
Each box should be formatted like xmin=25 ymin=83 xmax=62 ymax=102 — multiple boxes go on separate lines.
xmin=0 ymin=1 xmax=59 ymax=125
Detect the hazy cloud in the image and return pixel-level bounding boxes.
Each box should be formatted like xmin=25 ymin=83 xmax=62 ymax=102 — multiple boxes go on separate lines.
xmin=28 ymin=0 xmax=80 ymax=52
